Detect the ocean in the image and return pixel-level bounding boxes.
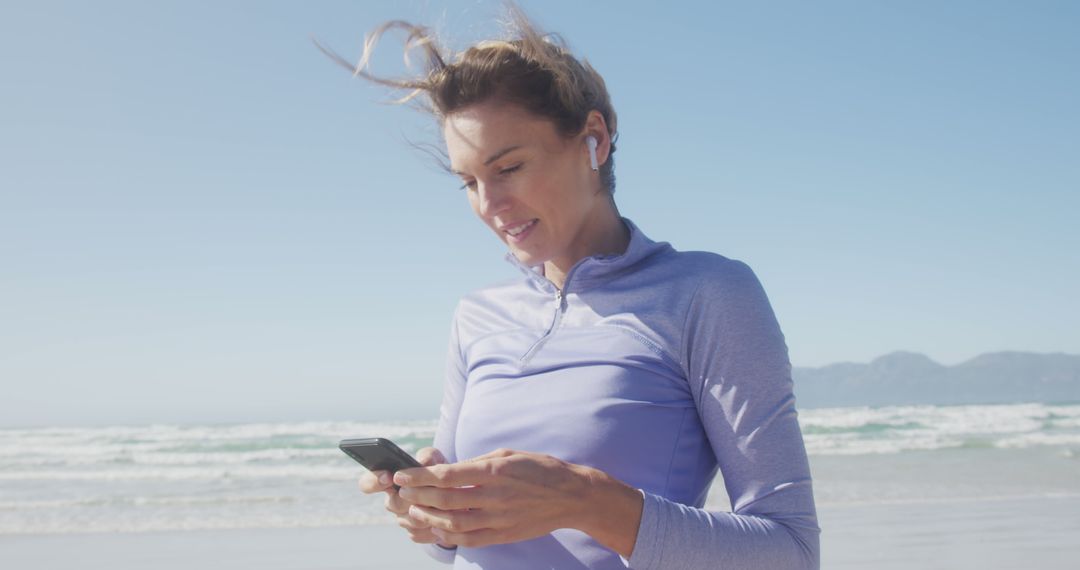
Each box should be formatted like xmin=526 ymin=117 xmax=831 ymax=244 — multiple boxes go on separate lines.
xmin=3 ymin=402 xmax=1079 ymax=536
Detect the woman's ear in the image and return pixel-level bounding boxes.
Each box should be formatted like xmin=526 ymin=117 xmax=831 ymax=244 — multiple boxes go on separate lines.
xmin=582 ymin=110 xmax=611 ymax=168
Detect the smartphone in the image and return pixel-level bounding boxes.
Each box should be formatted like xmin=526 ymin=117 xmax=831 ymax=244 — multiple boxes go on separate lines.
xmin=339 ymin=437 xmax=422 ymax=490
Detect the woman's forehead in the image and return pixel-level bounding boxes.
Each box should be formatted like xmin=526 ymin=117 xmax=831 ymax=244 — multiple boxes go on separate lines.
xmin=444 ymin=104 xmax=561 ymax=168
xmin=445 ymin=103 xmax=547 ymax=141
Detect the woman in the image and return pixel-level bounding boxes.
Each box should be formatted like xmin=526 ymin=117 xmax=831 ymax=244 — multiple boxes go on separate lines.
xmin=320 ymin=4 xmax=820 ymax=568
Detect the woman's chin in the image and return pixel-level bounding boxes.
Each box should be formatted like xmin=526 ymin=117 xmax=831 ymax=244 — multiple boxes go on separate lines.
xmin=510 ymin=247 xmax=536 ymax=263
xmin=508 ymin=245 xmax=547 ymax=267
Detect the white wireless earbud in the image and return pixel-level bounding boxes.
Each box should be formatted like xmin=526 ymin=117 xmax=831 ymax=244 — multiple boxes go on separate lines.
xmin=586 ymin=135 xmax=599 ymax=171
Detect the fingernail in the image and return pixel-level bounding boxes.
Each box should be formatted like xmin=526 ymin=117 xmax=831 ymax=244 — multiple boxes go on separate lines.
xmin=394 ymin=473 xmax=410 ymax=485
xmin=378 ymin=473 xmax=390 ymax=485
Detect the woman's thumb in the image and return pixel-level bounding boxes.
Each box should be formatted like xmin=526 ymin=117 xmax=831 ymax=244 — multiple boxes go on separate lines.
xmin=416 ymin=446 xmax=447 ymax=466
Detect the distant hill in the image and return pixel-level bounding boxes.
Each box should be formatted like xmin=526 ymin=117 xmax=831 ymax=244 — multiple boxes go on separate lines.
xmin=792 ymin=351 xmax=1080 ymax=408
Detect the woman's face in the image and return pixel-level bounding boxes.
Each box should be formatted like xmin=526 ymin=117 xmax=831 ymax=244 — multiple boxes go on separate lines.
xmin=443 ymin=101 xmax=601 ymax=270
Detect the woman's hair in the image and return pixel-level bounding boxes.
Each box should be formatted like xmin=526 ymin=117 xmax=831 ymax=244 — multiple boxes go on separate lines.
xmin=314 ymin=1 xmax=619 ymax=194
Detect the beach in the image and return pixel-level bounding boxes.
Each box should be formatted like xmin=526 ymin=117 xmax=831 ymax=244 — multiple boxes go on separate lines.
xmin=1 ymin=525 xmax=444 ymax=569
xmin=5 ymin=495 xmax=1079 ymax=569
xmin=3 ymin=403 xmax=1079 ymax=568
xmin=821 ymin=495 xmax=1080 ymax=569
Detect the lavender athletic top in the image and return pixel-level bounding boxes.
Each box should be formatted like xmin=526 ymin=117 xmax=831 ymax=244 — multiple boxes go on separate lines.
xmin=422 ymin=217 xmax=820 ymax=569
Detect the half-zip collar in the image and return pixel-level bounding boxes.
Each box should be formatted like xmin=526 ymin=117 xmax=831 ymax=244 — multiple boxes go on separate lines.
xmin=503 ymin=216 xmax=674 ymax=295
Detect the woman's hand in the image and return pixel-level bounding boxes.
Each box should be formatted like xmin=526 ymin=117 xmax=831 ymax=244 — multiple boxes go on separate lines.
xmin=392 ymin=448 xmax=643 ymax=557
xmin=357 ymin=446 xmax=456 ymax=548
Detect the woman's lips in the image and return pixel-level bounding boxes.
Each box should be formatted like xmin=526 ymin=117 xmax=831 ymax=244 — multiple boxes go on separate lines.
xmin=506 ymin=219 xmax=538 ymax=243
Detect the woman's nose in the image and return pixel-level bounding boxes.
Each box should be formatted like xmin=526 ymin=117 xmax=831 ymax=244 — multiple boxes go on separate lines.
xmin=476 ymin=182 xmax=511 ymax=218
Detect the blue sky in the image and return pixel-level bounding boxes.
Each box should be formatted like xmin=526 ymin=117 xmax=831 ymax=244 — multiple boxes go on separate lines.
xmin=2 ymin=1 xmax=1077 ymax=427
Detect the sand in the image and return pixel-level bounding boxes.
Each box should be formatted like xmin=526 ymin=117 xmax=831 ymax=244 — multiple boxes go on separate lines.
xmin=0 ymin=525 xmax=446 ymax=570
xmin=4 ymin=495 xmax=1079 ymax=569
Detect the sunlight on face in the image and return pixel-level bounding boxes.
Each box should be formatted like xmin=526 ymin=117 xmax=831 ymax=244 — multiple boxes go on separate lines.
xmin=443 ymin=101 xmax=599 ymax=269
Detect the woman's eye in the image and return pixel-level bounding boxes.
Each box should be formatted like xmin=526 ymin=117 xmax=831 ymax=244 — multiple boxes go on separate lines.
xmin=457 ymin=164 xmax=521 ymax=190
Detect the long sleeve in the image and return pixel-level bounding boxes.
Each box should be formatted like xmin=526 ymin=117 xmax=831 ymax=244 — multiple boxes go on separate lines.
xmin=421 ymin=302 xmax=467 ymax=565
xmin=626 ymin=259 xmax=821 ymax=569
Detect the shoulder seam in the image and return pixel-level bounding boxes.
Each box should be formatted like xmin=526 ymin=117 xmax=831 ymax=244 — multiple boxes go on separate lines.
xmin=597 ymin=324 xmax=682 ymax=371
xmin=678 ymin=279 xmax=708 ymax=382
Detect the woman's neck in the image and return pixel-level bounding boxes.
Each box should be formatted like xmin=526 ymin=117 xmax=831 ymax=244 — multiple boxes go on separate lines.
xmin=543 ymin=204 xmax=630 ymax=291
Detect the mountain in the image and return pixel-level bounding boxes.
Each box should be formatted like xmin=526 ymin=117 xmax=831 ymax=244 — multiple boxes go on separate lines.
xmin=792 ymin=350 xmax=1080 ymax=408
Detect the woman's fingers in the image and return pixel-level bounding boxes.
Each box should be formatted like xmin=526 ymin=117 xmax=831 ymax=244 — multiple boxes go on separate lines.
xmin=410 ymin=503 xmax=494 ymax=535
xmin=394 ymin=511 xmax=430 ymax=531
xmin=358 ymin=469 xmax=393 ymax=494
xmin=394 ymin=459 xmax=495 ymax=489
xmin=393 ymin=447 xmax=532 ymax=489
xmin=416 ymin=446 xmax=447 ymax=466
xmin=354 ymin=450 xmax=458 ymax=547
xmin=386 ymin=487 xmax=439 ymax=538
xmin=404 ymin=526 xmax=444 ymax=544
xmin=361 ymin=448 xmax=443 ymax=494
xmin=398 ymin=483 xmax=494 ymax=511
xmin=383 ymin=487 xmax=414 ymax=515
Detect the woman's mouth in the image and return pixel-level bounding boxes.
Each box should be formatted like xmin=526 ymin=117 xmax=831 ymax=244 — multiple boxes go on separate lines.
xmin=505 ymin=219 xmax=538 ymax=243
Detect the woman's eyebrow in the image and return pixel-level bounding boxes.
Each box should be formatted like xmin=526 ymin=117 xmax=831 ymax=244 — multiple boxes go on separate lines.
xmin=451 ymin=144 xmax=523 ymax=175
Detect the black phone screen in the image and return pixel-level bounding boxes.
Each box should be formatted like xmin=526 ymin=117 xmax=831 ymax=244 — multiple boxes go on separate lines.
xmin=339 ymin=437 xmax=422 ymax=488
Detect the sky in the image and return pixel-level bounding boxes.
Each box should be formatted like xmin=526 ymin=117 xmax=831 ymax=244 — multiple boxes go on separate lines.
xmin=1 ymin=0 xmax=1077 ymax=428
